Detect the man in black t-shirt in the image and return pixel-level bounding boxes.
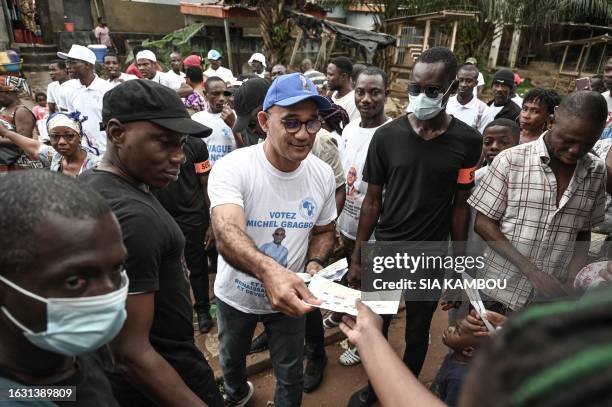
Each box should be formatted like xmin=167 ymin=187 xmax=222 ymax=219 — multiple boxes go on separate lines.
xmin=80 ymin=80 xmax=223 ymax=407
xmin=0 ymin=171 xmax=126 ymax=407
xmin=154 ymin=137 xmax=214 ymax=333
xmin=346 ymin=47 xmax=482 ymax=407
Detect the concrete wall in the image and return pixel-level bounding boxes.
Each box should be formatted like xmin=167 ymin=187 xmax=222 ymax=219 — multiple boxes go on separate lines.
xmin=101 ymin=0 xmax=184 ymax=35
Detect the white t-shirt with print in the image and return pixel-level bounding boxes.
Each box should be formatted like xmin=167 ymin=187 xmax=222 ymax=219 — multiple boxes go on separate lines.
xmin=191 ymin=110 xmax=237 ymax=164
xmin=332 ymin=90 xmax=360 ymax=122
xmin=209 ymin=143 xmax=337 ymax=314
xmin=337 ymin=118 xmax=391 ymax=240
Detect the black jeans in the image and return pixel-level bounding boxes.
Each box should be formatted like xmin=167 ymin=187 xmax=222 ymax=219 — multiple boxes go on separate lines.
xmin=304 ymin=308 xmax=326 ymax=360
xmin=180 ymin=223 xmax=210 ymax=314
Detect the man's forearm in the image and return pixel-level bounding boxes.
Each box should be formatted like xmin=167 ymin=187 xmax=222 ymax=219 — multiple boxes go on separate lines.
xmin=451 ymin=199 xmax=470 ymax=256
xmin=352 ymin=196 xmax=381 ymax=264
xmin=215 ymin=221 xmax=278 ymax=280
xmin=335 ymin=186 xmax=346 ymax=215
xmin=114 ymin=346 xmax=206 ymax=406
xmin=359 ymin=329 xmax=445 ymax=407
xmin=566 ymin=231 xmax=591 ymax=284
xmin=475 ymin=213 xmax=534 ymax=271
xmin=307 ymin=229 xmax=335 ymax=264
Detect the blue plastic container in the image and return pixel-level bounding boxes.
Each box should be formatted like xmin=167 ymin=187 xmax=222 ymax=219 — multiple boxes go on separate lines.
xmin=88 ymin=45 xmax=107 ymax=63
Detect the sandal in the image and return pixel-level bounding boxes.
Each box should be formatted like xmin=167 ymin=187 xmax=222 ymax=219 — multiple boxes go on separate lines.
xmin=339 ymin=347 xmax=361 ymax=366
xmin=322 ymin=313 xmax=342 ymax=329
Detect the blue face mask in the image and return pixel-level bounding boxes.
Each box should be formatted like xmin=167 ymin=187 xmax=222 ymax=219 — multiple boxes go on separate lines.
xmin=0 ymin=271 xmax=128 ymax=356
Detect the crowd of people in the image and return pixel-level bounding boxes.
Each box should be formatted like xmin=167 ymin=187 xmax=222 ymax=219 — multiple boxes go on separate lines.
xmin=0 ymin=40 xmax=611 ymax=407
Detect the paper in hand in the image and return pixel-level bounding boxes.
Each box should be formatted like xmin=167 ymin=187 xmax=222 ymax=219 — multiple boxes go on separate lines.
xmin=462 ymin=273 xmax=496 ymax=333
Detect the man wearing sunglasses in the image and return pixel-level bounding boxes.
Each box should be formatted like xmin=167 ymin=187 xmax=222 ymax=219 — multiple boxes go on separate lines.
xmin=192 ymin=76 xmax=242 ymax=164
xmin=209 ymin=72 xmax=337 ymax=406
xmin=346 ymin=47 xmax=483 ymax=407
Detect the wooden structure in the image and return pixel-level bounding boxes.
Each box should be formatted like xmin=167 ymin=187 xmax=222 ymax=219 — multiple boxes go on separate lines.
xmin=384 ymin=10 xmax=479 ymax=98
xmin=545 ymin=34 xmax=612 ymax=92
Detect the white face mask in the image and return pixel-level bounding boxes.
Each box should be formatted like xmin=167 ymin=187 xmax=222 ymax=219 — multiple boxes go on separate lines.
xmin=407 ymin=83 xmax=455 ymax=120
xmin=0 ymin=271 xmax=129 ymax=356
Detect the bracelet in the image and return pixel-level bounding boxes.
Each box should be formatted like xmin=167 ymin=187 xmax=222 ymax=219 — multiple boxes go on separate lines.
xmin=304 ymin=258 xmax=325 ymax=270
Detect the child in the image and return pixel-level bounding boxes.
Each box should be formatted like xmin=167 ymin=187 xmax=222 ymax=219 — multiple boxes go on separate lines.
xmin=431 ymin=315 xmax=487 ymax=407
xmin=519 ymin=88 xmax=561 ymax=144
xmin=32 ymin=92 xmax=49 ymax=142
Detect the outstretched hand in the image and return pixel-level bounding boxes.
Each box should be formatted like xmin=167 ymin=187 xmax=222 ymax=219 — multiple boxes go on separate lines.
xmin=262 ymin=264 xmax=321 ymax=317
xmin=339 ymin=300 xmax=383 ymax=348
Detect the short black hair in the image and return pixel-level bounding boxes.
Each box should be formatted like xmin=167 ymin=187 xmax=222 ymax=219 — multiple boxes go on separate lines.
xmin=416 ymin=46 xmax=458 ymax=84
xmin=205 ymin=76 xmax=226 ymax=92
xmin=592 ymin=74 xmax=604 ymax=81
xmin=457 ymin=63 xmax=479 ymax=80
xmin=186 ymin=66 xmax=204 ymax=84
xmin=0 ymin=171 xmax=111 ymax=277
xmin=104 ymin=51 xmax=118 ymax=61
xmin=35 ymin=92 xmax=46 ymax=100
xmin=50 ymin=59 xmax=66 ymax=70
xmin=523 ymin=88 xmax=561 ymax=115
xmin=356 ymin=66 xmax=389 ymax=88
xmin=484 ymin=118 xmax=520 ymax=143
xmin=558 ymin=90 xmax=607 ymax=125
xmin=352 ymin=63 xmax=367 ymax=82
xmin=329 ymin=56 xmax=353 ymax=76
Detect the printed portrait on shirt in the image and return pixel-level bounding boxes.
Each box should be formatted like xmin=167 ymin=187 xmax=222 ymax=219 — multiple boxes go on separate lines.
xmin=259 ymin=227 xmax=289 ymax=267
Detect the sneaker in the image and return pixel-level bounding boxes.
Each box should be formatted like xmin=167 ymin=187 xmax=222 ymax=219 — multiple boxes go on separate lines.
xmin=248 ymin=332 xmax=268 ymax=354
xmin=303 ymin=357 xmax=327 ymax=393
xmin=224 ymin=381 xmax=254 ymax=407
xmin=197 ymin=311 xmax=214 ymax=334
xmin=338 ymin=347 xmax=360 ymax=366
xmin=347 ymin=385 xmax=377 ymax=407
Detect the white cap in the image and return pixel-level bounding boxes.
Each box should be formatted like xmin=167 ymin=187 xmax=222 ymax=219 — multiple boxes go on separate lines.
xmin=57 ymin=44 xmax=97 ymax=65
xmin=248 ymin=52 xmax=267 ymax=68
xmin=136 ymin=50 xmax=157 ymax=63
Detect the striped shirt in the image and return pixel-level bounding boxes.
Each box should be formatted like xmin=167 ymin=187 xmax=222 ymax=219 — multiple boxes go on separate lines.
xmin=468 ymin=134 xmax=606 ymax=310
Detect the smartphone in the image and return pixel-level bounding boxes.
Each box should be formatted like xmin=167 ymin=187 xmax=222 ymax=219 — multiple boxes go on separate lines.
xmin=575 ymin=77 xmax=591 ymax=91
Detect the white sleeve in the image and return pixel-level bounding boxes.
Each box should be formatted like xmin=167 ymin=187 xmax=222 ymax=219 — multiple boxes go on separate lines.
xmin=315 ymin=167 xmax=338 ymax=226
xmin=46 ymin=83 xmax=57 ymax=104
xmin=208 ymin=153 xmax=246 ymax=209
xmin=477 ymin=72 xmax=485 ymax=87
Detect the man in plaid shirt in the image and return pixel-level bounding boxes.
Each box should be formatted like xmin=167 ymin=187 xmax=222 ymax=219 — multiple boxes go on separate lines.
xmin=468 ymin=91 xmax=608 ymax=312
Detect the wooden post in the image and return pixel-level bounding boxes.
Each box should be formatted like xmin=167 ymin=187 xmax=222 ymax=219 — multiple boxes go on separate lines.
xmin=326 ymin=32 xmax=337 ymax=62
xmin=559 ymin=45 xmax=569 ymax=73
xmin=393 ymin=23 xmax=402 ymax=65
xmin=223 ymin=18 xmax=233 ymax=73
xmin=597 ymin=43 xmax=607 ymax=72
xmin=487 ymin=21 xmax=503 ymax=69
xmin=449 ymin=20 xmax=458 ymax=51
xmin=314 ymin=33 xmax=328 ymax=71
xmin=574 ymin=45 xmax=585 ymax=75
xmin=289 ymin=29 xmax=303 ymax=68
xmin=508 ymin=24 xmax=522 ymax=68
xmin=422 ymin=19 xmax=431 ymax=51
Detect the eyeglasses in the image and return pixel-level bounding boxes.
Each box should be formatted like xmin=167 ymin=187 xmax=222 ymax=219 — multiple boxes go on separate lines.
xmin=408 ymin=83 xmax=446 ymax=98
xmin=49 ymin=133 xmax=78 ymax=142
xmin=280 ymin=118 xmax=322 ymax=134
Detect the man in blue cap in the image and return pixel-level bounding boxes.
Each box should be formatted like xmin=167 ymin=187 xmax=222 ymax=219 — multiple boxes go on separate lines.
xmin=209 ymin=72 xmax=337 ymax=406
xmin=204 ymin=49 xmax=235 ymax=84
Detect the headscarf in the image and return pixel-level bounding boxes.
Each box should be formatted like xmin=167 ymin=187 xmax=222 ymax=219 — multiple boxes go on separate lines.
xmin=46 ymin=111 xmax=86 ymax=137
xmin=321 ymin=98 xmax=350 ymax=135
xmin=0 ymin=75 xmax=31 ymax=96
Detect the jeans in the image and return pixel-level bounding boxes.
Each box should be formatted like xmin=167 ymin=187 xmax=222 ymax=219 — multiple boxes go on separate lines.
xmin=217 ymin=299 xmax=305 ymax=407
xmin=180 ymin=223 xmax=210 ymax=314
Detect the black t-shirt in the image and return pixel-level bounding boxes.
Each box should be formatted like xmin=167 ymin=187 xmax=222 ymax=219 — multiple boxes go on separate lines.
xmin=153 ymin=138 xmax=211 ymax=227
xmin=0 ymin=353 xmax=118 ymax=406
xmin=363 ymin=115 xmax=482 ymax=242
xmin=79 ymin=171 xmax=215 ymax=399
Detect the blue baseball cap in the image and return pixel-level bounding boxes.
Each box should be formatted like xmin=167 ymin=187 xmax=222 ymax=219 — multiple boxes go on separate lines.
xmin=263 ymin=73 xmax=332 ymax=111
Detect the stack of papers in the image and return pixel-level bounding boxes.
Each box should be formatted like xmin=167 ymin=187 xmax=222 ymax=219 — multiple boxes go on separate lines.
xmin=305 ymin=275 xmax=400 ymax=316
